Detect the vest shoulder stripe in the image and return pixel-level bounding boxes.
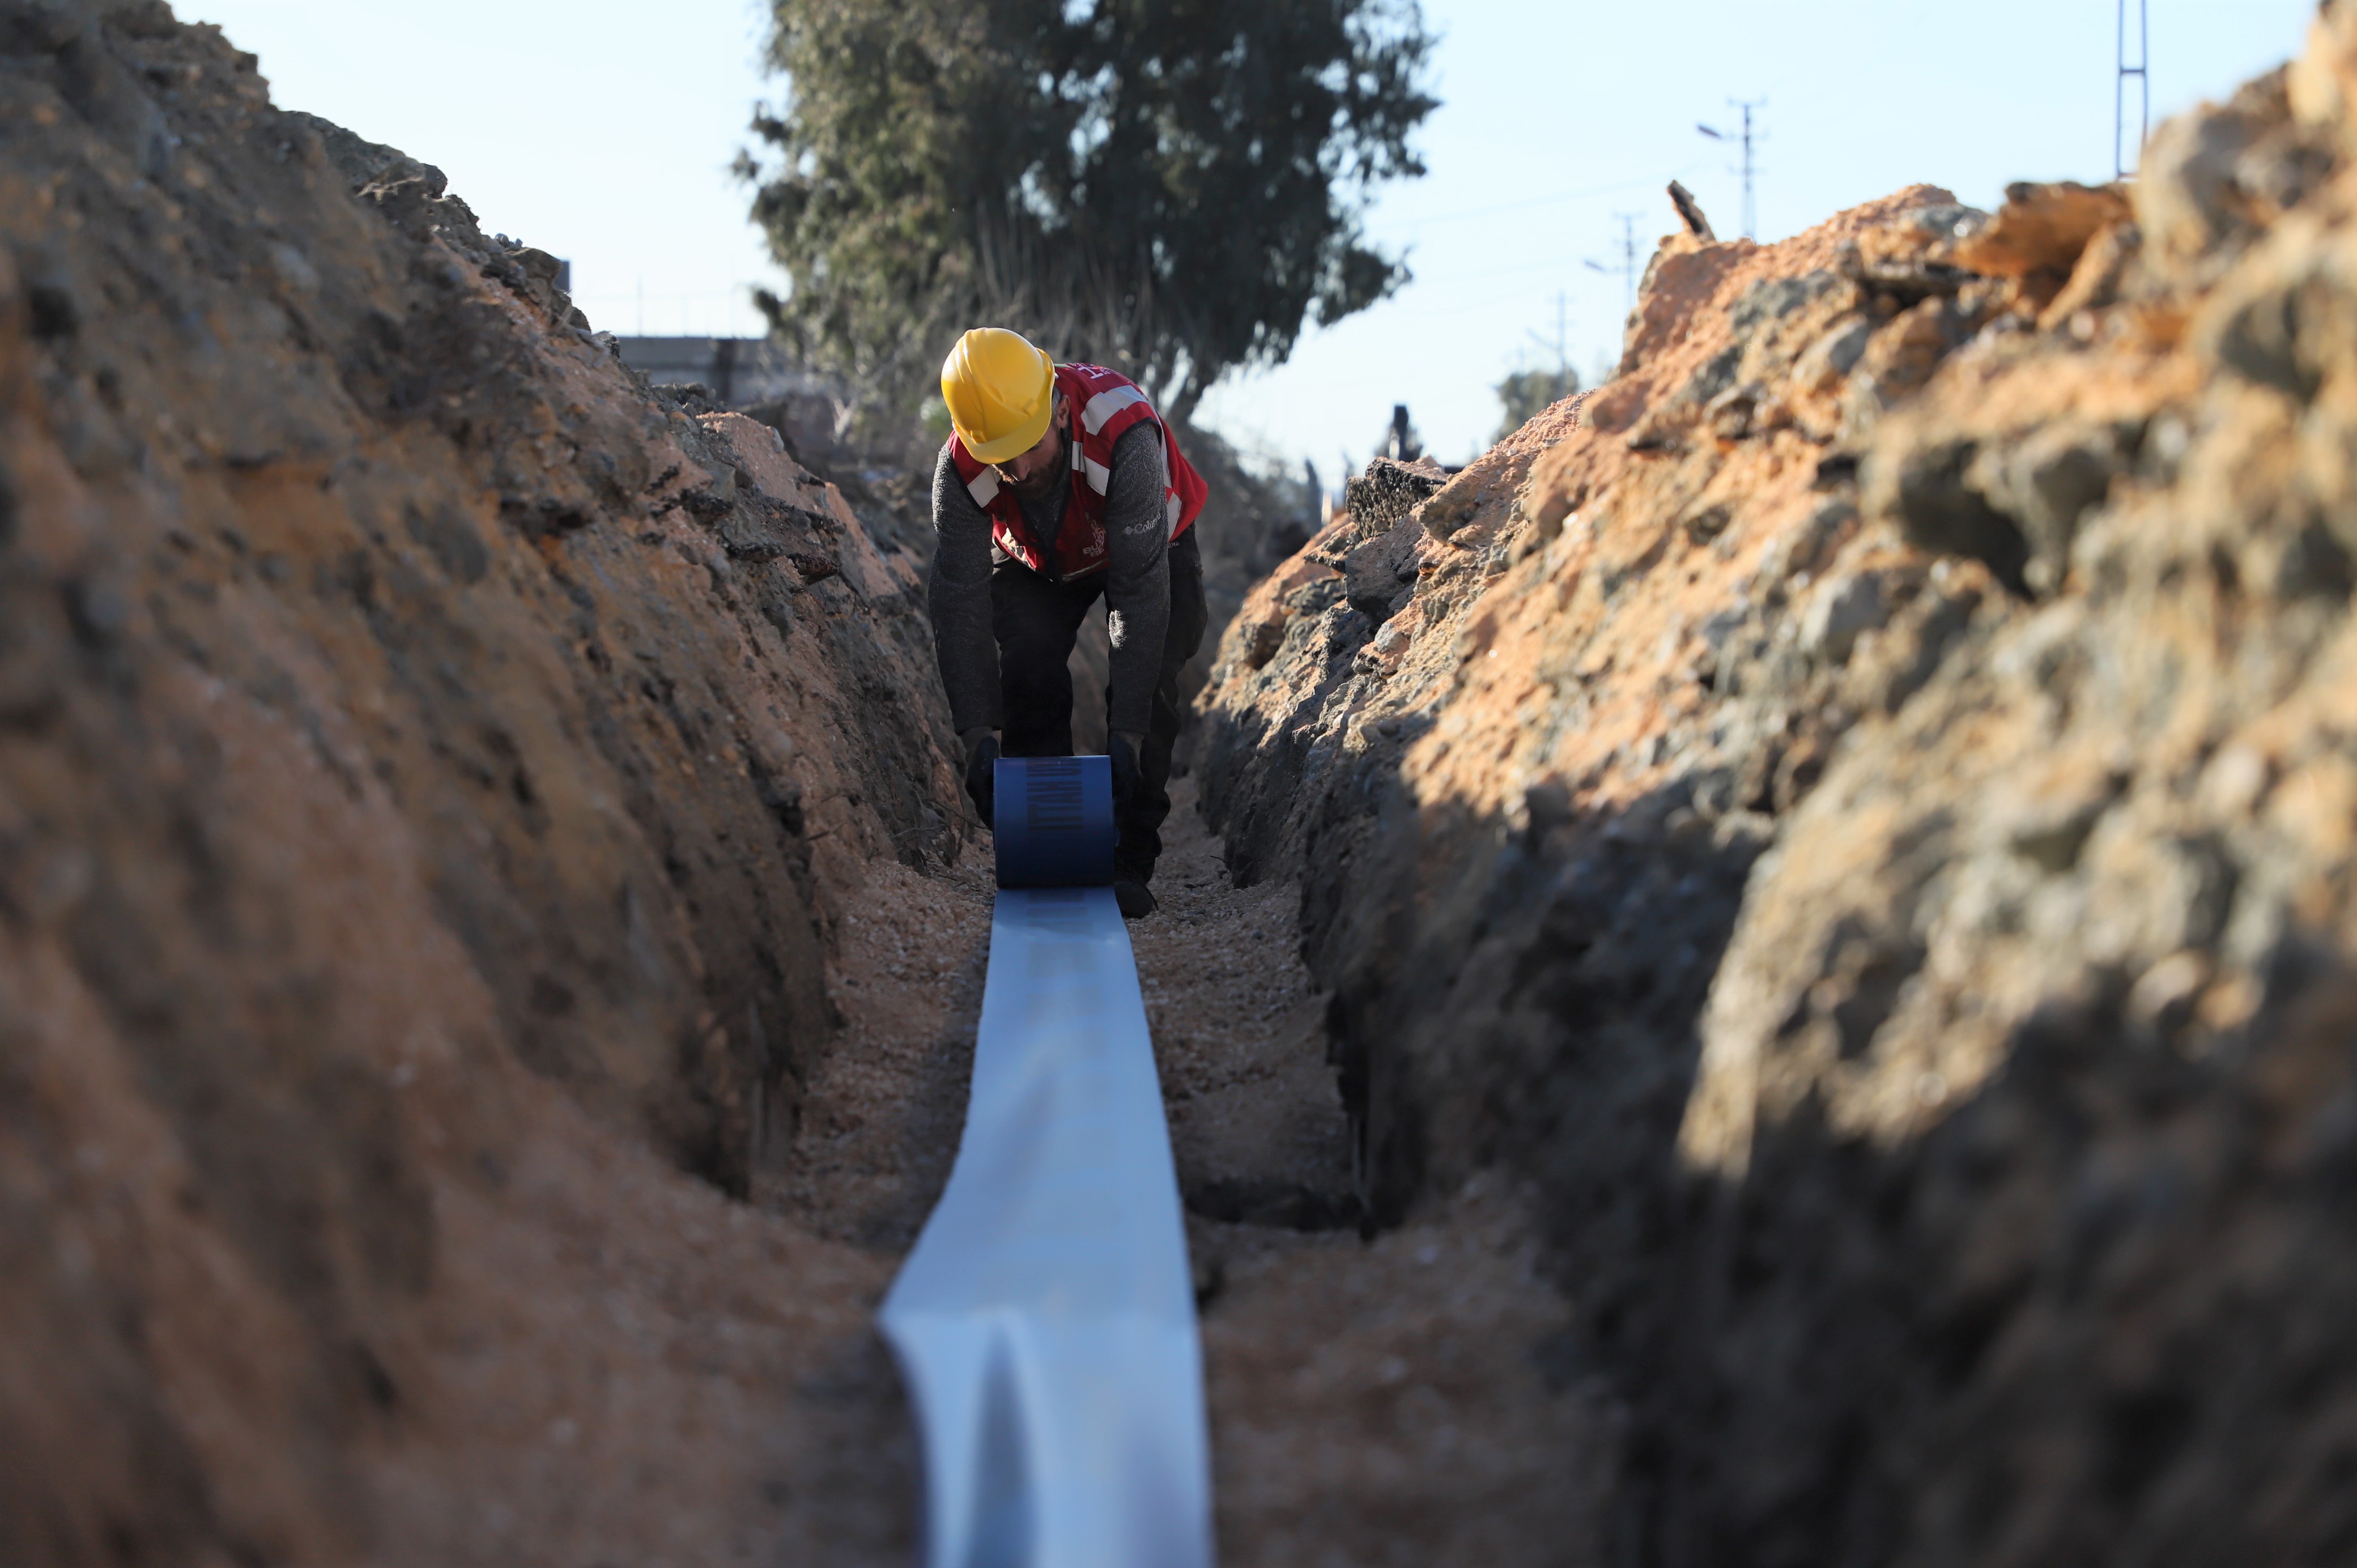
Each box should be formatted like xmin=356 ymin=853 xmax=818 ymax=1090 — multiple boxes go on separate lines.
xmin=966 ymin=467 xmax=1001 ymax=508
xmin=1080 ymin=454 xmax=1112 ymax=495
xmin=1080 ymin=384 xmax=1147 ymax=436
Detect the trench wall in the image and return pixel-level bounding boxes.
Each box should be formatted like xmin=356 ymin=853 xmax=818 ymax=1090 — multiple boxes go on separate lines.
xmin=0 ymin=5 xmax=966 ymax=1560
xmin=1198 ymin=23 xmax=2357 ymax=1563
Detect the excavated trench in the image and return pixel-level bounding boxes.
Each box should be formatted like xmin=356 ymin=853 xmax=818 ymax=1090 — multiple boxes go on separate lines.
xmin=0 ymin=9 xmax=1599 ymax=1565
xmin=20 ymin=5 xmax=2357 ymax=1567
xmin=769 ymin=781 xmax=1606 ymax=1564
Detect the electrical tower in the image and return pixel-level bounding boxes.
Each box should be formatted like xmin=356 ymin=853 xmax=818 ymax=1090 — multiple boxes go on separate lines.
xmin=1699 ymin=100 xmax=1766 ymax=240
xmin=2117 ymin=0 xmax=2149 ymax=179
xmin=1584 ymin=212 xmax=1641 ymax=319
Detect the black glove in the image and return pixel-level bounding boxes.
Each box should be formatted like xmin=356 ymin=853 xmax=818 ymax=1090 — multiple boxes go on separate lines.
xmin=1109 ymin=729 xmax=1143 ymax=819
xmin=963 ymin=731 xmax=999 ymax=828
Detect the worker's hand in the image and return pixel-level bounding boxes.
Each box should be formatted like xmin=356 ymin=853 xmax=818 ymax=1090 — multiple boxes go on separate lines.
xmin=961 ymin=726 xmax=999 ymax=829
xmin=1109 ymin=729 xmax=1145 ymax=818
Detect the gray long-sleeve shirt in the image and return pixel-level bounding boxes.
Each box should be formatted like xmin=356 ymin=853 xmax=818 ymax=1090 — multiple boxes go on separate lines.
xmin=928 ymin=418 xmax=1171 ymax=736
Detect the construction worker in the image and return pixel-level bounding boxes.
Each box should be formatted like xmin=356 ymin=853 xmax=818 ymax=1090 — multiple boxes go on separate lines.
xmin=929 ymin=327 xmax=1209 ymax=919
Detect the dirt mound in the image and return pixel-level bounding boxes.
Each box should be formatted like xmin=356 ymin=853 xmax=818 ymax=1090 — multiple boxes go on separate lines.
xmin=0 ymin=4 xmax=964 ymax=1562
xmin=1197 ymin=15 xmax=2357 ymax=1560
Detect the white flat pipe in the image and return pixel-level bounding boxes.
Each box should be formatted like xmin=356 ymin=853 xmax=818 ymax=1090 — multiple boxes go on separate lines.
xmin=879 ymin=760 xmax=1212 ymax=1568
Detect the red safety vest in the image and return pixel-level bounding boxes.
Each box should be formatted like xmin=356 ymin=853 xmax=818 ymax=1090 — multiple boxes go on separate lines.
xmin=948 ymin=363 xmax=1207 ymax=581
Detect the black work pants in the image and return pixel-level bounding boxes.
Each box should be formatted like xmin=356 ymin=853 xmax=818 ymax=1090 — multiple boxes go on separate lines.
xmin=992 ymin=529 xmax=1206 ymax=883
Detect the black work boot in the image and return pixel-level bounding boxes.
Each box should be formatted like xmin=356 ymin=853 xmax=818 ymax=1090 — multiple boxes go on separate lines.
xmin=1113 ymin=858 xmax=1157 ymax=920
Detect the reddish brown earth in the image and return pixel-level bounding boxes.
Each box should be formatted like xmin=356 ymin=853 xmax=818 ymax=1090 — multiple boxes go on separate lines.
xmin=1197 ymin=12 xmax=2357 ymax=1564
xmin=24 ymin=3 xmax=2357 ymax=1566
xmin=0 ymin=7 xmax=963 ymax=1562
xmin=0 ymin=8 xmax=1594 ymax=1564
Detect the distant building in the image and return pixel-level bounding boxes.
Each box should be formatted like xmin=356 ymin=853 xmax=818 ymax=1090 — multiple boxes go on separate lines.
xmin=612 ymin=336 xmax=829 ymax=409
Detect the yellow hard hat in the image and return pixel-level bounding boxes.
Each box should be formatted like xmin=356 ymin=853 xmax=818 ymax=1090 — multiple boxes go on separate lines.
xmin=941 ymin=327 xmax=1055 ymax=464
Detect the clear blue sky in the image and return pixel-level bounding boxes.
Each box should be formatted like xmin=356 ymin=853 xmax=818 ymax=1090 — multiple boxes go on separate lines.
xmin=192 ymin=0 xmax=2313 ymax=479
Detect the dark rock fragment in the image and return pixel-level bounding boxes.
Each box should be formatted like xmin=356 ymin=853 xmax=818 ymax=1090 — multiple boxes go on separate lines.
xmin=1669 ymin=180 xmax=1716 ymax=241
xmin=1728 ymin=270 xmax=1840 ymax=338
xmin=405 ymin=501 xmax=489 ymax=585
xmin=1704 ymin=384 xmax=1762 ymax=442
xmin=1239 ymin=616 xmax=1287 ymax=670
xmin=1342 ymin=535 xmax=1410 ymax=625
xmin=1873 ymin=436 xmax=2030 ymax=595
xmin=25 ymin=279 xmax=78 ymax=341
xmin=1343 ymin=457 xmax=1445 ymax=536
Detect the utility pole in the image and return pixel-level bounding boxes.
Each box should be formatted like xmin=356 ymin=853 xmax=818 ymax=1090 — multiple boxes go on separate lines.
xmin=1698 ymin=99 xmax=1766 ymax=240
xmin=2117 ymin=0 xmax=2150 ymax=179
xmin=1584 ymin=213 xmax=1641 ymax=320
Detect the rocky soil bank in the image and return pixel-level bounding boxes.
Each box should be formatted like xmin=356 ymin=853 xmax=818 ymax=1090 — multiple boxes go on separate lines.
xmin=1199 ymin=10 xmax=2357 ymax=1562
xmin=0 ymin=6 xmax=1551 ymax=1565
xmin=0 ymin=5 xmax=968 ymax=1561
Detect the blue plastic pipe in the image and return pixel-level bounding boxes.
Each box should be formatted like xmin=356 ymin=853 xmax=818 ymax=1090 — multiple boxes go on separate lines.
xmin=878 ymin=755 xmax=1213 ymax=1568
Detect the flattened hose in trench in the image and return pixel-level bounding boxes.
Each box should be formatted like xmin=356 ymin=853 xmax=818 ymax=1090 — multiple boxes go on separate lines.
xmin=879 ymin=755 xmax=1214 ymax=1568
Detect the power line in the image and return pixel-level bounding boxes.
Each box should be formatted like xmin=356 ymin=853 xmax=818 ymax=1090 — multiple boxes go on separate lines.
xmin=1698 ymin=99 xmax=1767 ymax=241
xmin=1396 ymin=171 xmax=1671 ymax=229
xmin=1583 ymin=212 xmax=1640 ymax=319
xmin=2117 ymin=0 xmax=2150 ymax=178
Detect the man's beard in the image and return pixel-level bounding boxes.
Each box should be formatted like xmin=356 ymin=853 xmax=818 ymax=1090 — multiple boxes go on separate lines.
xmin=1009 ymin=459 xmax=1061 ymax=501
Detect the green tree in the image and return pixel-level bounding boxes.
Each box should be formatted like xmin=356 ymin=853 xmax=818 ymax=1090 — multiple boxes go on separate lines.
xmin=746 ymin=0 xmax=1436 ymax=438
xmin=1493 ymin=365 xmax=1579 ymax=444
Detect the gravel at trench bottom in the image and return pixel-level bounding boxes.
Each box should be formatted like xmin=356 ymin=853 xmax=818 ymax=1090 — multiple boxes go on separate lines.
xmin=773 ymin=779 xmax=1612 ymax=1565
